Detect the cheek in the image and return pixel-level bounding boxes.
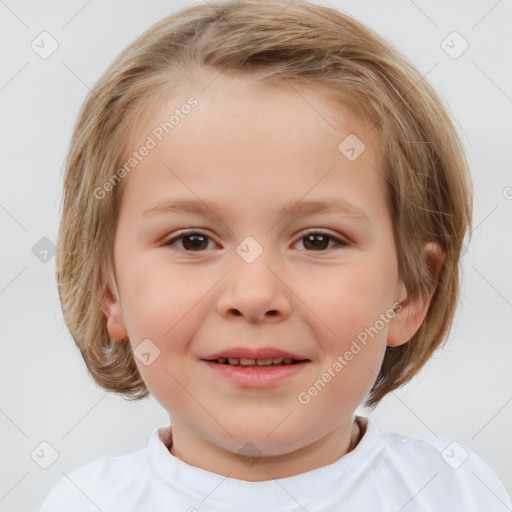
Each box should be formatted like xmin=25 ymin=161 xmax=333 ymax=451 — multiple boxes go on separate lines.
xmin=308 ymin=257 xmax=396 ymax=341
xmin=120 ymin=265 xmax=211 ymax=392
xmin=122 ymin=260 xmax=208 ymax=339
xmin=302 ymin=257 xmax=395 ymax=393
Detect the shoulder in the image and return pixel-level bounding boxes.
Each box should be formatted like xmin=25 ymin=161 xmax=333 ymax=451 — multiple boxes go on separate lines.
xmin=39 ymin=448 xmax=149 ymax=512
xmin=375 ymin=425 xmax=512 ymax=511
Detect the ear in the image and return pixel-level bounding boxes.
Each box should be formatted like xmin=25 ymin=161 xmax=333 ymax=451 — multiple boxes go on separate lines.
xmin=387 ymin=242 xmax=445 ymax=348
xmin=101 ymin=272 xmax=129 ymax=341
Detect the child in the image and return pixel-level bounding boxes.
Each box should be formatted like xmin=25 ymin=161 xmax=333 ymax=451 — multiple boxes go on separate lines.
xmin=41 ymin=0 xmax=511 ymax=510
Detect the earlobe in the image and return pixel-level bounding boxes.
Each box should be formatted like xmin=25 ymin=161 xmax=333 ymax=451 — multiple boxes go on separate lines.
xmin=386 ymin=294 xmax=423 ymax=348
xmin=102 ymin=273 xmax=129 ymax=341
xmin=387 ymin=242 xmax=445 ymax=348
xmin=387 ymin=282 xmax=412 ymax=348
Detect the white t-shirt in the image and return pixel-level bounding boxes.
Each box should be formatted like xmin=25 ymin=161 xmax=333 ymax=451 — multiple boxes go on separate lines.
xmin=40 ymin=415 xmax=512 ymax=512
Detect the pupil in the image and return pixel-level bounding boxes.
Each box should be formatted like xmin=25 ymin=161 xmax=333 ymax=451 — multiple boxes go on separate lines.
xmin=304 ymin=234 xmax=328 ymax=250
xmin=183 ymin=235 xmax=207 ymax=251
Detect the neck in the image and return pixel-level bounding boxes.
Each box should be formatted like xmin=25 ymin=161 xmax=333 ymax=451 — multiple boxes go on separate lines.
xmin=166 ymin=416 xmax=363 ymax=481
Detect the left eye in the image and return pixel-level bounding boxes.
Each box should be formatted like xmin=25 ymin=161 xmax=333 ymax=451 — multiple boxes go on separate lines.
xmin=294 ymin=231 xmax=346 ymax=251
xmin=163 ymin=230 xmax=347 ymax=252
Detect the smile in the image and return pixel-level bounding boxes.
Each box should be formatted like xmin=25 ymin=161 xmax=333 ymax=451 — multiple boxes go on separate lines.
xmin=202 ymin=359 xmax=310 ymax=388
xmin=212 ymin=357 xmax=304 ymax=367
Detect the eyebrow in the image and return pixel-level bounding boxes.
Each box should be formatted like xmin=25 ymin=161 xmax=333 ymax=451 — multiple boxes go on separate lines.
xmin=142 ymin=197 xmax=371 ymax=224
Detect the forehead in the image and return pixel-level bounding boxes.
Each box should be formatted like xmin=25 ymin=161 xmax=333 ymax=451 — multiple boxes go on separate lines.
xmin=118 ymin=73 xmax=387 ymax=220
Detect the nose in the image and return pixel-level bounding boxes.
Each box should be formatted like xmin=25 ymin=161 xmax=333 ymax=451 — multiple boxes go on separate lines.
xmin=216 ymin=248 xmax=292 ymax=323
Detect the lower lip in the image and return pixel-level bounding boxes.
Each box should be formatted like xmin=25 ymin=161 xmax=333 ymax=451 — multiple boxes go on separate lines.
xmin=202 ymin=360 xmax=309 ymax=388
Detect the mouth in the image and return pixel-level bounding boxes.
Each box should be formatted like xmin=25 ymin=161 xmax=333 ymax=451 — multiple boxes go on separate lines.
xmin=201 ymin=356 xmax=311 ymax=387
xmin=201 ymin=346 xmax=310 ymax=366
xmin=205 ymin=357 xmax=309 ymax=368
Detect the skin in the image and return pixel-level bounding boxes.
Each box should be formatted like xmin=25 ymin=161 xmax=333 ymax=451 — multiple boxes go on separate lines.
xmin=103 ymin=71 xmax=444 ymax=481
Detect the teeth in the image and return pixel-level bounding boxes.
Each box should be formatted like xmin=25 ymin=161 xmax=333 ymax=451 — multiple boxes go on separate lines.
xmin=215 ymin=357 xmax=297 ymax=366
xmin=256 ymin=358 xmax=275 ymax=365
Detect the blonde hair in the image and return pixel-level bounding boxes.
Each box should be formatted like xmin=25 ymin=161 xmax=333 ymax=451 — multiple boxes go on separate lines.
xmin=56 ymin=0 xmax=472 ymax=408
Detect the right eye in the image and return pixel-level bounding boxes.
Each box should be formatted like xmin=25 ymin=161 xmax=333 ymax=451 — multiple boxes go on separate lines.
xmin=163 ymin=231 xmax=218 ymax=252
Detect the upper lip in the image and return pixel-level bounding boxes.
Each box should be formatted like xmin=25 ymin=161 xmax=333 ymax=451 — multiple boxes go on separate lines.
xmin=201 ymin=346 xmax=310 ymax=361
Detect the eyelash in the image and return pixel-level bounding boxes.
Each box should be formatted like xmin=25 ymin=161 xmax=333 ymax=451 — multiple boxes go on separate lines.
xmin=162 ymin=229 xmax=347 ymax=253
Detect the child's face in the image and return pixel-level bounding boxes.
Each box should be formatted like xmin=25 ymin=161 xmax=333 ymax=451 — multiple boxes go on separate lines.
xmin=105 ymin=72 xmax=422 ymax=478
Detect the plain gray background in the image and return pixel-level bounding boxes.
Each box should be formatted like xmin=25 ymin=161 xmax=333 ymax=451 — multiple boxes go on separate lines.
xmin=1 ymin=0 xmax=511 ymax=510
